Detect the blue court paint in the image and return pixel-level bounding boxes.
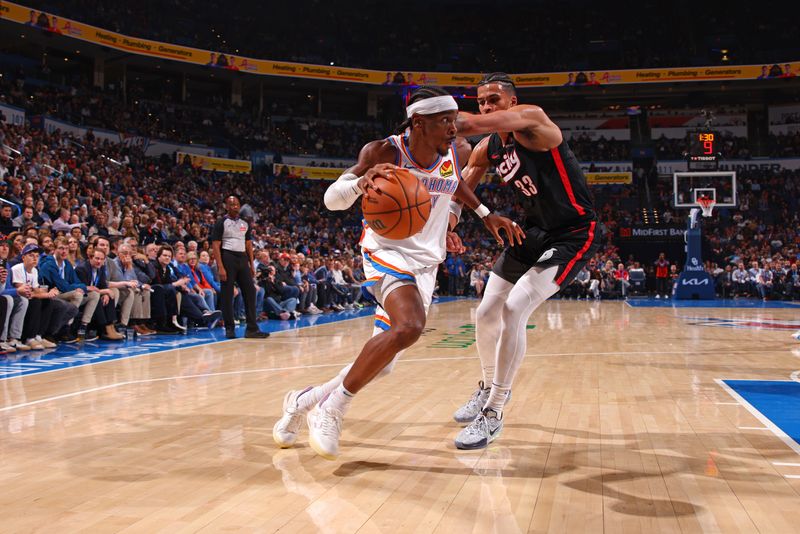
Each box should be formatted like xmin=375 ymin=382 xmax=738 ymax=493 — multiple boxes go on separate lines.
xmin=680 ymin=317 xmax=800 ymax=331
xmin=626 ymin=298 xmax=800 ymax=309
xmin=723 ymin=380 xmax=800 ymax=448
xmin=0 ymin=296 xmax=461 ymax=380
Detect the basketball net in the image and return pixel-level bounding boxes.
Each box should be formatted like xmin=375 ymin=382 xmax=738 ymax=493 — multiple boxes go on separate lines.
xmin=696 ymin=196 xmax=715 ymax=218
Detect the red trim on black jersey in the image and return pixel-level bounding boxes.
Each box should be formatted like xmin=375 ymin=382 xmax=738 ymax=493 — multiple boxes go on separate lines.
xmin=556 ymin=221 xmax=596 ymax=286
xmin=550 ymin=147 xmax=586 ymax=216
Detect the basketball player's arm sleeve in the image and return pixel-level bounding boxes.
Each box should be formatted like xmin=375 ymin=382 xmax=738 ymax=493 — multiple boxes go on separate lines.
xmin=324 ymin=140 xmax=396 ymax=211
xmin=323 ymin=172 xmax=362 ymax=211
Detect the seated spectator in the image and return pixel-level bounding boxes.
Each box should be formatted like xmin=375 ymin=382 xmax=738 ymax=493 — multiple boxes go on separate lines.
xmin=187 ymin=251 xmax=217 ymax=312
xmin=147 ymin=245 xmax=186 ymax=333
xmin=0 ymin=238 xmax=30 ymax=351
xmin=732 ymin=262 xmax=750 ymax=296
xmin=150 ymin=245 xmax=216 ymax=329
xmin=262 ymin=264 xmax=299 ymax=320
xmin=38 ymin=237 xmax=87 ymax=342
xmin=613 ymin=263 xmax=630 ymax=298
xmin=114 ymin=243 xmax=156 ymax=335
xmin=469 ymin=263 xmax=485 ymax=297
xmin=328 ymin=259 xmax=354 ymax=309
xmin=75 ymin=249 xmax=125 ymax=341
xmin=11 ymin=244 xmax=78 ymax=349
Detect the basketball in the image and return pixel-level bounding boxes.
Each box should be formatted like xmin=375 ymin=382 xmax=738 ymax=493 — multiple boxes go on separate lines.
xmin=361 ymin=168 xmax=431 ymax=240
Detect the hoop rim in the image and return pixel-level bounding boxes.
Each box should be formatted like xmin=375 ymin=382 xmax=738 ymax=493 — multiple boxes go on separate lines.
xmin=696 ymin=196 xmax=716 ymax=217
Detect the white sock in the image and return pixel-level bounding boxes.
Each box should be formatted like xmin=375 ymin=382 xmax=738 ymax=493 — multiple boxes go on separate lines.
xmin=322 ymin=384 xmax=354 ymax=415
xmin=484 ymin=382 xmax=510 ymax=415
xmin=295 ymin=364 xmax=352 ymax=412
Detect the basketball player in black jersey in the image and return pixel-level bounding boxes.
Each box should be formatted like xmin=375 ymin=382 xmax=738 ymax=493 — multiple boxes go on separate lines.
xmin=449 ymin=73 xmax=601 ymax=449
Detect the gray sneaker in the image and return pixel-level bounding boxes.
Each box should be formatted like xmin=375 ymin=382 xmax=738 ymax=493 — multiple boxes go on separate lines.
xmin=453 ymin=381 xmax=491 ymax=424
xmin=454 ymin=408 xmax=503 ymax=450
xmin=453 ymin=381 xmax=511 ymax=424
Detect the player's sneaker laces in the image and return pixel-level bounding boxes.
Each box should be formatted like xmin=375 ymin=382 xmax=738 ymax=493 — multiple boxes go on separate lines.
xmin=307 ymin=404 xmax=344 ymax=460
xmin=453 ymin=381 xmax=511 ymax=424
xmin=454 ymin=408 xmax=503 ymax=450
xmin=273 ymin=389 xmax=311 ymax=448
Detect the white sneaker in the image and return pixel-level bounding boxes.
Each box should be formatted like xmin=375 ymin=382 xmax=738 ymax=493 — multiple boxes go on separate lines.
xmin=792 ymin=331 xmax=800 ymax=341
xmin=273 ymin=389 xmax=310 ymax=448
xmin=307 ymin=404 xmax=344 ymax=460
xmin=36 ymin=336 xmax=57 ymax=349
xmin=8 ymin=339 xmax=30 ymax=351
xmin=25 ymin=338 xmax=44 ymax=350
xmin=655 ymin=294 xmax=661 ymax=299
xmin=0 ymin=342 xmax=16 ymax=353
xmin=308 ymin=305 xmax=322 ymax=315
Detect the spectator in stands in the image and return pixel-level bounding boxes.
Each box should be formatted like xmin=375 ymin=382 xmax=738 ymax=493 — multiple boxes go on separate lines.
xmin=732 ymin=262 xmax=750 ymax=296
xmin=0 ymin=239 xmax=31 ymax=352
xmin=274 ymin=252 xmax=301 ymax=301
xmin=148 ymin=245 xmax=188 ymax=333
xmin=614 ymin=263 xmax=630 ymax=298
xmin=11 ymin=244 xmax=74 ymax=349
xmin=588 ymin=260 xmax=602 ymax=299
xmin=174 ymin=246 xmax=219 ymax=320
xmin=52 ymin=208 xmax=84 ymax=234
xmin=445 ymin=253 xmax=466 ymax=296
xmin=114 ymin=243 xmax=156 ymax=335
xmin=0 ymin=205 xmax=14 ymax=228
xmin=756 ymin=261 xmax=774 ymax=300
xmin=66 ymin=236 xmax=83 ymax=266
xmin=12 ymin=207 xmax=36 ymax=229
xmin=187 ymin=251 xmax=217 ymax=312
xmin=37 ymin=237 xmax=85 ymax=342
xmin=717 ymin=264 xmax=734 ymax=298
xmin=75 ymin=249 xmax=125 ymax=341
xmin=262 ymin=264 xmax=298 ymax=320
xmin=654 ymin=253 xmax=670 ymax=298
xmin=469 ymin=263 xmax=486 ymax=297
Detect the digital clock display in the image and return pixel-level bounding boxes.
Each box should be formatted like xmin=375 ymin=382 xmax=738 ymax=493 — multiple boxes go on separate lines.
xmin=690 ymin=131 xmax=717 ymax=157
xmin=687 ymin=131 xmax=719 ymax=170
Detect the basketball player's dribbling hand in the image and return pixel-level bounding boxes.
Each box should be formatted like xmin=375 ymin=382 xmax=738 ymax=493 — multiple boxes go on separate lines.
xmin=482 ymin=214 xmax=525 ymax=247
xmin=446 ymin=231 xmax=466 ymax=254
xmin=358 ymin=163 xmax=400 ymax=198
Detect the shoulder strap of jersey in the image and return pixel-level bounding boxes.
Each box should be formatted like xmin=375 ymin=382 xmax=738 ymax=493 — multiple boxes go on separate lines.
xmin=385 ymin=134 xmax=403 ymax=166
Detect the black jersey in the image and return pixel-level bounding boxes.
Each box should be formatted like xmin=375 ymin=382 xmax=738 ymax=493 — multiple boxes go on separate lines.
xmin=487 ymin=133 xmax=596 ymax=231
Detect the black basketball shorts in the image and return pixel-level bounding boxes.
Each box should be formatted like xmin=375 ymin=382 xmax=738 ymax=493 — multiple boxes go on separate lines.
xmin=492 ymin=220 xmax=602 ymax=286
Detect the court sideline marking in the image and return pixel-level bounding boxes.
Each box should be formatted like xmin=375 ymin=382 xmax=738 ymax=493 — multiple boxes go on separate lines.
xmin=715 ymin=378 xmax=800 ymax=457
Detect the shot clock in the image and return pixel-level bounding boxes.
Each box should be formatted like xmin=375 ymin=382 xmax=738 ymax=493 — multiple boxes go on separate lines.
xmin=687 ymin=131 xmax=719 ymax=170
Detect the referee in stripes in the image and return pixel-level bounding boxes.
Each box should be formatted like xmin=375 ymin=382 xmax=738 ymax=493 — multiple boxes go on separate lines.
xmin=211 ymin=195 xmax=269 ymax=339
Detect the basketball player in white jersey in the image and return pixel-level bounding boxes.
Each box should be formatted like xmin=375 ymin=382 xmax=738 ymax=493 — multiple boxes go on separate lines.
xmin=273 ymin=87 xmax=524 ymax=459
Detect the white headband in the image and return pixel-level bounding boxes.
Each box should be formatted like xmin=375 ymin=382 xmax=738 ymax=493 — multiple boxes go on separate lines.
xmin=406 ymin=95 xmax=458 ymax=118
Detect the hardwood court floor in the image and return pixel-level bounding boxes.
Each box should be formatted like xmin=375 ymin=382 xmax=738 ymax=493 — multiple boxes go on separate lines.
xmin=1 ymin=300 xmax=799 ymax=533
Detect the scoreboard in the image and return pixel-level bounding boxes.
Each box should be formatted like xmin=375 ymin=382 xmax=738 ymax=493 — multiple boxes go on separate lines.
xmin=687 ymin=131 xmax=719 ymax=170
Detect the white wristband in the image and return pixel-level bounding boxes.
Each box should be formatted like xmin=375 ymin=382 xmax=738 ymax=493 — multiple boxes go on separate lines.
xmin=474 ymin=203 xmax=491 ymax=219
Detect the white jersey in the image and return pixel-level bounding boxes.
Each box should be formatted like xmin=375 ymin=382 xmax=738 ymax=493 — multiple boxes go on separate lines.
xmin=359 ymin=134 xmax=462 ymax=270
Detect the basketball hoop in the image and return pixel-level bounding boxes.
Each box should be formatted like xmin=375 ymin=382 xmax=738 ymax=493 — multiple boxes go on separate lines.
xmin=696 ymin=196 xmax=715 ymax=217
